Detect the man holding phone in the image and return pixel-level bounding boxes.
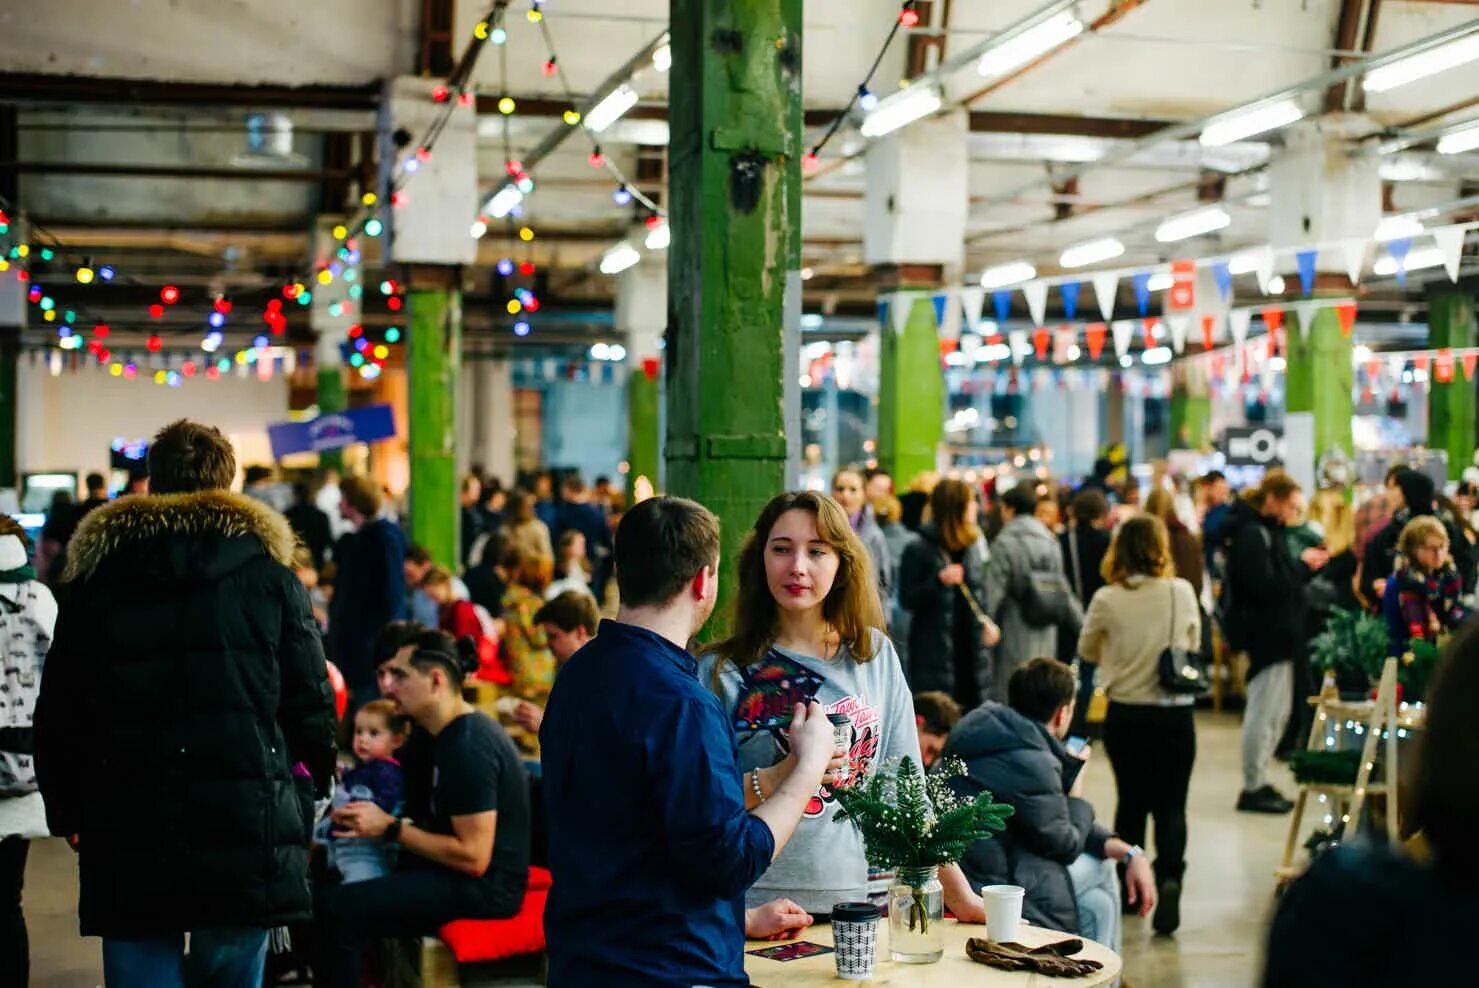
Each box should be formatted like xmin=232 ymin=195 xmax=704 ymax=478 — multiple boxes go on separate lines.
xmin=943 ymin=658 xmax=1155 ymax=950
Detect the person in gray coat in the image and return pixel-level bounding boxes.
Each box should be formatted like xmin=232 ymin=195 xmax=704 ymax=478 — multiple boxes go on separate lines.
xmin=833 ymin=469 xmax=892 ymax=614
xmin=986 ymin=484 xmax=1082 ymax=702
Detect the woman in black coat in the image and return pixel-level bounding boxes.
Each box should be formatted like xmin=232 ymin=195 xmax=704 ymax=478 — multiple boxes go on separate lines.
xmin=898 ymin=479 xmax=998 ymax=709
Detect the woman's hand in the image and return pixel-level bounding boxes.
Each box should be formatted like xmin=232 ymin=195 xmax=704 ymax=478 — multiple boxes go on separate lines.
xmin=939 ymin=563 xmax=965 ymax=586
xmin=981 ymin=617 xmax=1002 ymax=648
xmin=745 ymin=898 xmax=814 ymax=941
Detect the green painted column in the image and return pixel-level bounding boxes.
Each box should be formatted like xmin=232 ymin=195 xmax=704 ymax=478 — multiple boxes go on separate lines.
xmin=1428 ymin=290 xmax=1477 ymax=481
xmin=315 ymin=362 xmax=347 ymax=472
xmin=1286 ymin=304 xmax=1354 ymax=480
xmin=1169 ymin=388 xmax=1212 ymax=450
xmin=407 ymin=274 xmax=461 ymax=568
xmin=628 ymin=365 xmax=661 ymax=490
xmin=878 ymin=294 xmax=944 ymax=483
xmin=667 ymin=0 xmax=802 ymax=631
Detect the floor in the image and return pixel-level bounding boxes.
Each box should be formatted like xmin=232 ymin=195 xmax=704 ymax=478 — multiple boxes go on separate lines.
xmin=23 ymin=710 xmax=1298 ymax=988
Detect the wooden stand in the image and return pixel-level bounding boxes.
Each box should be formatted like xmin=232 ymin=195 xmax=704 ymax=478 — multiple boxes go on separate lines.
xmin=1276 ymin=658 xmax=1413 ymax=884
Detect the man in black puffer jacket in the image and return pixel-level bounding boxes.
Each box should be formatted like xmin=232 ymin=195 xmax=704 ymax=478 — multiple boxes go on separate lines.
xmin=945 ymin=659 xmax=1156 ymax=949
xmin=34 ymin=419 xmax=337 ymax=988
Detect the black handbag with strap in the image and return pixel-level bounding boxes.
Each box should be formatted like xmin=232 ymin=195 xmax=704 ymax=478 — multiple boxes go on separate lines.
xmin=1158 ymin=581 xmax=1209 ymax=695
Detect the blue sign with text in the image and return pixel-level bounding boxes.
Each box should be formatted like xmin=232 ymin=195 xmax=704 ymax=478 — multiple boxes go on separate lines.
xmin=267 ymin=404 xmax=397 ymax=460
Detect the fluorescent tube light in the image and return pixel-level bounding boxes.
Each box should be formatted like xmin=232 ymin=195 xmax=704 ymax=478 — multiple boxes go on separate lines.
xmin=1374 ymin=214 xmax=1423 ymax=241
xmin=600 ymin=242 xmax=641 ymax=275
xmin=1147 ymin=272 xmax=1174 ymax=292
xmin=977 ymin=11 xmax=1085 ymax=79
xmin=1143 ymin=347 xmax=1173 ymax=365
xmin=1059 ymin=237 xmax=1125 ymax=269
xmin=1373 ymin=246 xmax=1445 ymax=276
xmin=979 ymin=261 xmax=1037 ymax=289
xmin=1437 ymin=121 xmax=1479 ymax=156
xmin=1155 ymin=206 xmax=1232 ymax=243
xmin=586 ymin=85 xmax=639 ymax=133
xmin=1199 ymin=98 xmax=1304 ymax=147
xmin=486 ymin=185 xmax=524 ymax=219
xmin=860 ymin=86 xmax=943 ymax=138
xmin=1363 ymin=33 xmax=1479 ymax=94
xmin=645 ymin=221 xmax=671 ymax=250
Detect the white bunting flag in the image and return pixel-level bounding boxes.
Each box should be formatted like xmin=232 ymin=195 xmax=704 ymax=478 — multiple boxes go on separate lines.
xmin=1229 ymin=308 xmax=1251 ymax=348
xmin=938 ymin=296 xmax=963 ymax=341
xmin=1110 ymin=319 xmax=1133 ymax=360
xmin=1254 ymin=247 xmax=1276 ymax=295
xmin=1023 ymin=281 xmax=1049 ymax=328
xmin=1092 ymin=272 xmax=1119 ymax=321
xmin=890 ymin=293 xmax=914 ymax=335
xmin=1342 ymin=240 xmax=1366 ymax=287
xmin=959 ymin=287 xmax=986 ymax=333
xmin=1293 ymin=300 xmax=1321 ymax=342
xmin=1167 ymin=314 xmax=1190 ymax=354
xmin=1008 ymin=329 xmax=1029 ymax=367
xmin=1434 ymin=225 xmax=1466 ymax=283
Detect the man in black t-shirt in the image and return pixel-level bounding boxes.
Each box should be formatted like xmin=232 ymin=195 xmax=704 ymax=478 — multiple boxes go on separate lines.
xmin=317 ymin=629 xmax=530 ymax=988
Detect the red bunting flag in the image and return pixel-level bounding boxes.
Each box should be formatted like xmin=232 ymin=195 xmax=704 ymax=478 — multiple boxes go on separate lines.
xmin=1201 ymin=314 xmax=1216 ymax=351
xmin=1261 ymin=306 xmax=1285 ymax=335
xmin=1413 ymin=353 xmax=1430 ymax=374
xmin=1334 ymin=302 xmax=1357 ymax=337
xmin=939 ymin=338 xmax=958 ymax=357
xmin=1464 ymin=353 xmax=1478 ymax=381
xmin=1366 ymin=359 xmax=1383 ymax=382
xmin=1085 ymin=322 xmax=1107 ymax=360
xmin=986 ymin=332 xmax=1003 ymax=345
xmin=1142 ymin=317 xmax=1158 ymax=347
xmin=641 ymin=357 xmax=660 ymax=380
xmin=1033 ymin=327 xmax=1050 ymax=361
xmin=1435 ymin=348 xmax=1455 ymax=384
xmin=1268 ymin=325 xmax=1284 ymax=357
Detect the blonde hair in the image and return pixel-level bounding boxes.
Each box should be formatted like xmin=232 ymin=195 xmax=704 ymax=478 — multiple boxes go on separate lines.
xmin=1399 ymin=516 xmax=1449 ymax=567
xmin=1102 ymin=514 xmax=1175 ymax=585
xmin=1309 ymin=489 xmax=1355 ymax=556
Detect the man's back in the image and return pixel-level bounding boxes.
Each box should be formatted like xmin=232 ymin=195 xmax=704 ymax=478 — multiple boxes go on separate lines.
xmin=541 ymin=620 xmax=772 ymax=988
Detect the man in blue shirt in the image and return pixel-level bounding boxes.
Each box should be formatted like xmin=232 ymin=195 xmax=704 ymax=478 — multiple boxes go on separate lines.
xmin=541 ymin=496 xmax=836 ymax=988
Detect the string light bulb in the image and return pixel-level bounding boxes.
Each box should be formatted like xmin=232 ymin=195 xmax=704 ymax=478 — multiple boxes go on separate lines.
xmin=432 ymin=85 xmax=449 ymax=103
xmin=589 ymin=149 xmax=606 ymax=168
xmin=899 ymin=2 xmax=920 ymax=28
xmin=362 ymin=192 xmax=378 ymax=206
xmin=160 ymin=285 xmax=180 ymax=304
xmin=76 ymin=265 xmax=95 ymax=284
xmin=613 ymin=185 xmax=633 ymax=205
xmin=474 ymin=20 xmax=490 ymax=39
xmin=519 ymin=261 xmax=536 ymax=276
xmin=498 ymin=97 xmax=516 ymax=115
xmin=519 ymin=226 xmax=535 ymax=242
xmin=491 ymin=26 xmax=507 ymax=44
xmin=543 ymin=58 xmax=558 ymax=77
xmin=563 ymin=109 xmax=581 ymax=126
xmin=146 ymin=334 xmax=163 ymax=352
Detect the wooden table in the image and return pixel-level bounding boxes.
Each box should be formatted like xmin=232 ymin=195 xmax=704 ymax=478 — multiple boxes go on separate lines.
xmin=745 ymin=919 xmax=1121 ymax=986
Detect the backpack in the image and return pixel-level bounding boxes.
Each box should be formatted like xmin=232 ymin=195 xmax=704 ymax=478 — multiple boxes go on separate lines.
xmin=0 ymin=584 xmax=52 ymax=796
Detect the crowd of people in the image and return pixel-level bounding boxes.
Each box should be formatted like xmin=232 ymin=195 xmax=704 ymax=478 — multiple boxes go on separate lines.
xmin=1 ymin=416 xmax=1475 ymax=987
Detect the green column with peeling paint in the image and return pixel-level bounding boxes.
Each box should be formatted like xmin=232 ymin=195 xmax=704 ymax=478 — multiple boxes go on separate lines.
xmin=628 ymin=366 xmax=661 ymax=490
xmin=408 ymin=278 xmax=461 ymax=568
xmin=878 ymin=295 xmax=944 ymax=483
xmin=1286 ymin=304 xmax=1354 ymax=477
xmin=667 ymin=0 xmax=802 ymax=631
xmin=1428 ymin=289 xmax=1477 ymax=481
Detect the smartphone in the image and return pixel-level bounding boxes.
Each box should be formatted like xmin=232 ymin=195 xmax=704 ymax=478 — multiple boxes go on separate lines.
xmin=1066 ymin=736 xmax=1089 ymax=756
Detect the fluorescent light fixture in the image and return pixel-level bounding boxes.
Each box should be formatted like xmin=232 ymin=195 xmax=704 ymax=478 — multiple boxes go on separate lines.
xmin=1373 ymin=246 xmax=1445 ymax=276
xmin=645 ymin=221 xmax=671 ymax=250
xmin=1059 ymin=237 xmax=1125 ymax=269
xmin=1155 ymin=206 xmax=1232 ymax=243
xmin=860 ymin=86 xmax=943 ymax=138
xmin=1199 ymin=98 xmax=1304 ymax=147
xmin=1143 ymin=347 xmax=1173 ymax=366
xmin=980 ymin=343 xmax=1013 ymax=362
xmin=586 ymin=85 xmax=639 ymax=133
xmin=486 ymin=185 xmax=524 ymax=219
xmin=979 ymin=261 xmax=1037 ymax=289
xmin=1147 ymin=272 xmax=1174 ymax=292
xmin=652 ymin=43 xmax=672 ymax=73
xmin=1374 ymin=214 xmax=1423 ymax=241
xmin=599 ymin=242 xmax=641 ymax=275
xmin=1363 ymin=33 xmax=1479 ymax=94
xmin=1228 ymin=250 xmax=1262 ymax=274
xmin=977 ymin=11 xmax=1085 ymax=79
xmin=1437 ymin=121 xmax=1479 ymax=155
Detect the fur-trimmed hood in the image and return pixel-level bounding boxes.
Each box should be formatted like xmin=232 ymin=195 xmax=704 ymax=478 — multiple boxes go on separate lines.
xmin=64 ymin=489 xmax=297 ymax=583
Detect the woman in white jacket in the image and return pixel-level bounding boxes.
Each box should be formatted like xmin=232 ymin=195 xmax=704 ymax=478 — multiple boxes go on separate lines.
xmin=0 ymin=516 xmax=57 ymax=985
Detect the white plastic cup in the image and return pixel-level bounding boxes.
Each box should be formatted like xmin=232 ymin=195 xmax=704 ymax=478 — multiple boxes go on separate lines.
xmin=982 ymin=884 xmax=1025 ymax=943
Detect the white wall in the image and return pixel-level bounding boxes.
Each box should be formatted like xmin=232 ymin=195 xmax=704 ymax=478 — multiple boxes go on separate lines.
xmin=17 ymin=361 xmax=289 ymax=483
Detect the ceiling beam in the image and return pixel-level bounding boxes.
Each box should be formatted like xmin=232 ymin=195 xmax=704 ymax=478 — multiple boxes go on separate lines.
xmin=2 ymin=161 xmax=351 ymax=182
xmin=0 ymin=73 xmax=379 ymax=111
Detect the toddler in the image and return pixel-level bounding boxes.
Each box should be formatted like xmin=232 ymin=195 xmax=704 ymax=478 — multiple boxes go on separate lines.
xmin=318 ymin=700 xmax=407 ymax=883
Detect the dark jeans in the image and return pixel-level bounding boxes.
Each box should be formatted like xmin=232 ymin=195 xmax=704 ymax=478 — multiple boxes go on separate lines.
xmin=315 ymin=868 xmax=519 ymax=988
xmin=1103 ymin=702 xmax=1196 ymax=884
xmin=1 ymin=836 xmax=28 ymax=987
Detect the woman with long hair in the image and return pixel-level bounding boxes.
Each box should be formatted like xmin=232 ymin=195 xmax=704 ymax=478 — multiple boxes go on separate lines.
xmin=1077 ymin=515 xmax=1200 ymax=935
xmin=832 ymin=467 xmax=892 ymax=610
xmin=499 ymin=545 xmax=556 ymax=704
xmin=504 ymin=489 xmax=553 ymax=564
xmin=699 ymin=491 xmax=986 ymax=920
xmin=1143 ymin=488 xmax=1203 ymax=591
xmin=898 ymin=479 xmax=999 ymax=710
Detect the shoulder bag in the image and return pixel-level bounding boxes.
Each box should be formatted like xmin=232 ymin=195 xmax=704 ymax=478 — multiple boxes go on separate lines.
xmin=1158 ymin=581 xmax=1209 ymax=695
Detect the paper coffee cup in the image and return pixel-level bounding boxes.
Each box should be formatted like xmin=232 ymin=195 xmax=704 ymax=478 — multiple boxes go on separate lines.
xmin=831 ymin=902 xmax=880 ymax=980
xmin=825 ymin=712 xmax=853 ymax=753
xmin=982 ymin=884 xmax=1025 ymax=943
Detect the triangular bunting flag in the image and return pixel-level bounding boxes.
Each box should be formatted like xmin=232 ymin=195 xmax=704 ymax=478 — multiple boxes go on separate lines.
xmin=1092 ymin=272 xmax=1119 ymax=321
xmin=1132 ymin=273 xmax=1152 ymax=316
xmin=1342 ymin=240 xmax=1366 ymax=287
xmin=1060 ymin=282 xmax=1082 ymax=321
xmin=1292 ymin=300 xmax=1319 ymax=342
xmin=1434 ymin=226 xmax=1465 ymax=283
xmin=1212 ymin=260 xmax=1233 ymax=301
xmin=1295 ymin=250 xmax=1317 ymax=296
xmin=959 ymin=287 xmax=985 ymax=332
xmin=930 ymin=292 xmax=948 ymax=329
xmin=1413 ymin=353 xmax=1430 ymax=374
xmin=1111 ymin=319 xmax=1134 ymax=360
xmin=1436 ymin=348 xmax=1455 ymax=384
xmin=1201 ymin=313 xmax=1217 ymax=350
xmin=1142 ymin=317 xmax=1159 ymax=347
xmin=890 ymin=293 xmax=914 ymax=335
xmin=1388 ymin=238 xmax=1413 ymax=288
xmin=1024 ymin=281 xmax=1049 ymax=327
xmin=938 ymin=298 xmax=962 ymax=341
xmin=1229 ymin=309 xmax=1251 ymax=348
xmin=1261 ymin=306 xmax=1285 ymax=335
xmin=1085 ymin=322 xmax=1107 ymax=360
xmin=1335 ymin=301 xmax=1357 ymax=337
xmin=1464 ymin=353 xmax=1477 ymax=382
xmin=993 ymin=289 xmax=1012 ymax=324
xmin=1255 ymin=247 xmax=1276 ymax=294
xmin=1033 ymin=326 xmax=1050 ymax=361
xmin=876 ymin=298 xmax=889 ymax=327
xmin=1008 ymin=328 xmax=1028 ymax=367
xmin=1168 ymin=314 xmax=1190 ymax=354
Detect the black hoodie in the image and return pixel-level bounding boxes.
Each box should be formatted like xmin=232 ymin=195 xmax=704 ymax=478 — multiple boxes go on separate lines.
xmin=1219 ymin=498 xmax=1305 ymax=677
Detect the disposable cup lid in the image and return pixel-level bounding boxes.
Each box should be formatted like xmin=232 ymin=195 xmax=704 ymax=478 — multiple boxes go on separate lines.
xmin=831 ymin=901 xmax=879 ymax=923
xmin=826 ymin=713 xmax=852 ymax=726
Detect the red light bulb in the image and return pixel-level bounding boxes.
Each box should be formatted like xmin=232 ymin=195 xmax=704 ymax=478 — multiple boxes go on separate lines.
xmin=415 ymin=147 xmax=431 ymax=162
xmin=506 ymin=159 xmax=524 ymax=177
xmin=93 ymin=323 xmax=110 ymax=338
xmin=432 ymin=85 xmax=449 ymax=103
xmin=160 ymin=285 xmax=180 ymax=304
xmin=148 ymin=304 xmax=164 ymax=319
xmin=802 ymin=152 xmax=819 ymax=172
xmin=518 ymin=261 xmax=536 ymax=276
xmin=588 ymin=151 xmax=605 ymax=168
xmin=390 ymin=191 xmax=407 ymax=207
xmin=387 ymin=296 xmax=403 ymax=312
xmin=899 ymin=7 xmax=920 ymax=28
xmin=542 ymin=58 xmax=558 ymax=76
xmin=146 ymin=334 xmax=162 ymax=352
xmin=458 ymin=91 xmax=474 ymax=107
xmin=525 ymin=298 xmax=540 ymax=313
xmin=348 ymin=324 xmax=364 ymax=338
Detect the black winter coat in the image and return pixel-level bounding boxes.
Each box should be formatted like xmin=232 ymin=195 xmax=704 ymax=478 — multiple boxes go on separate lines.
xmin=328 ymin=517 xmax=407 ymax=696
xmin=943 ymin=702 xmax=1109 ymax=934
xmin=898 ymin=524 xmax=989 ymax=698
xmin=1220 ymin=499 xmax=1305 ymax=679
xmin=34 ymin=490 xmax=337 ymax=938
xmin=1362 ymin=508 xmax=1476 ymax=603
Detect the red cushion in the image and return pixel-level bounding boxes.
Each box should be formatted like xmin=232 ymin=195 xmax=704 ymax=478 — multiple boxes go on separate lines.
xmin=437 ymin=868 xmax=552 ymax=963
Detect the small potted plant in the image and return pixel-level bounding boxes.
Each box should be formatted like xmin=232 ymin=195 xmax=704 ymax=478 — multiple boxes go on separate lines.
xmin=833 ymin=756 xmax=1013 ymax=964
xmin=1309 ymin=607 xmax=1387 ymax=697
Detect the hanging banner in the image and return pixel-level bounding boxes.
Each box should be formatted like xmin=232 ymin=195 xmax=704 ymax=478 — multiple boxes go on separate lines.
xmin=930 ymin=293 xmax=949 ymax=331
xmin=1291 ymin=300 xmax=1319 ymax=341
xmin=1085 ymin=321 xmax=1107 ymax=360
xmin=1168 ymin=313 xmax=1190 ymax=354
xmin=1295 ymin=249 xmax=1318 ymax=296
xmin=1032 ymin=326 xmax=1050 ymax=361
xmin=1024 ymin=281 xmax=1049 ymax=327
xmin=1008 ymin=328 xmax=1028 ymax=367
xmin=1342 ymin=240 xmax=1366 ymax=286
xmin=1201 ymin=313 xmax=1218 ymax=350
xmin=1111 ymin=319 xmax=1134 ymax=359
xmin=1229 ymin=308 xmax=1251 ymax=348
xmin=1131 ymin=273 xmax=1152 ymax=316
xmin=1168 ymin=259 xmax=1196 ymax=311
xmin=1092 ymin=272 xmax=1119 ymax=321
xmin=1261 ymin=305 xmax=1285 ymax=337
xmin=959 ymin=287 xmax=986 ymax=332
xmin=992 ymin=289 xmax=1012 ymax=323
xmin=1212 ymin=260 xmax=1233 ymax=302
xmin=267 ymin=404 xmax=397 ymax=459
xmin=1060 ymin=281 xmax=1082 ymax=321
xmin=876 ymin=298 xmax=889 ymax=327
xmin=1434 ymin=226 xmax=1465 ymax=283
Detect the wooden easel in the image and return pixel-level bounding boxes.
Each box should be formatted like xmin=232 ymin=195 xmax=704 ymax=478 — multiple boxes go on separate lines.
xmin=1276 ymin=658 xmax=1406 ymax=884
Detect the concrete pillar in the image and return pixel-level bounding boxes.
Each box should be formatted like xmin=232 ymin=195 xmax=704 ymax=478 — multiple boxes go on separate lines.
xmin=668 ymin=0 xmax=801 ymax=619
xmin=866 ymin=110 xmax=968 ymax=485
xmin=407 ymin=268 xmax=461 ymax=568
xmin=469 ymin=357 xmax=515 ymax=486
xmin=1427 ymin=289 xmax=1477 ymax=481
xmin=615 ymin=256 xmax=666 ymax=492
xmin=1269 ymin=118 xmax=1380 ymax=487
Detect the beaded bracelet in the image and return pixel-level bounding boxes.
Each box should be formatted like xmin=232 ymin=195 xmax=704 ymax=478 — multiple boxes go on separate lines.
xmin=750 ymin=767 xmax=766 ymax=804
